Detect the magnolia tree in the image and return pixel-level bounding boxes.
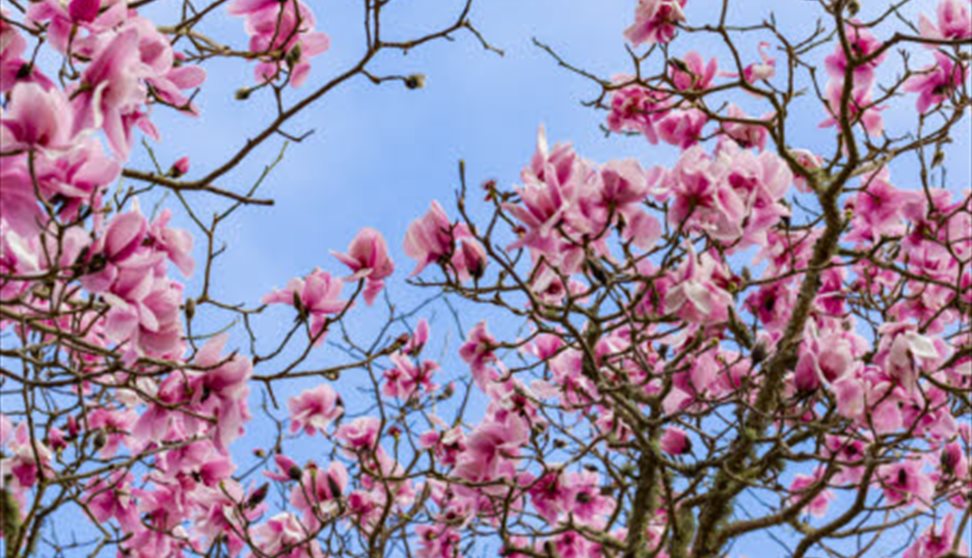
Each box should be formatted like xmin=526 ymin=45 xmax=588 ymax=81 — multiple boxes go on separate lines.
xmin=1 ymin=0 xmax=971 ymax=556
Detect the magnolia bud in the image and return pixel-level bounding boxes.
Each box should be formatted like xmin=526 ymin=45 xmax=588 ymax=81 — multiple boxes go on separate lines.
xmin=170 ymin=156 xmax=190 ymax=178
xmin=247 ymin=483 xmax=269 ymax=508
xmin=93 ymin=429 xmax=107 ymax=450
xmin=404 ymin=74 xmax=426 ymax=90
xmin=285 ymin=44 xmax=302 ymax=69
xmin=751 ymin=341 xmax=767 ymax=364
xmin=288 ymin=465 xmax=303 ymax=481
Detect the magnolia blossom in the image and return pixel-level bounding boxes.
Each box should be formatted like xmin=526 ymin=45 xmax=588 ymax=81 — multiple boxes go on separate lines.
xmin=332 ymin=227 xmax=394 ymax=305
xmin=904 ymin=51 xmax=968 ymax=113
xmin=288 ymin=384 xmax=343 ymax=435
xmin=263 ymin=268 xmax=347 ymax=344
xmin=919 ymin=0 xmax=972 ymax=40
xmin=625 ymin=0 xmax=687 ymax=45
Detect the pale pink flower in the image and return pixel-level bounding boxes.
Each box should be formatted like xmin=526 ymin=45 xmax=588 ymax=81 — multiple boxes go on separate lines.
xmin=625 ymin=0 xmax=687 ymax=46
xmin=287 ymin=384 xmax=343 ymax=435
xmin=332 ymin=227 xmax=394 ymax=305
xmin=919 ymin=0 xmax=972 ymax=41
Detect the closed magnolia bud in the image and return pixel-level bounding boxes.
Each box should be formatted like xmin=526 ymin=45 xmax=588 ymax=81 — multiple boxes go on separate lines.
xmin=288 ymin=465 xmax=303 ymax=481
xmin=93 ymin=429 xmax=107 ymax=450
xmin=170 ymin=156 xmax=190 ymax=178
xmin=184 ymin=297 xmax=196 ymax=320
xmin=235 ymin=87 xmax=251 ymax=101
xmin=404 ymin=73 xmax=426 ymax=90
xmin=751 ymin=341 xmax=767 ymax=364
xmin=285 ymin=44 xmax=302 ymax=69
xmin=326 ymin=474 xmax=343 ymax=498
xmin=247 ymin=483 xmax=269 ymax=508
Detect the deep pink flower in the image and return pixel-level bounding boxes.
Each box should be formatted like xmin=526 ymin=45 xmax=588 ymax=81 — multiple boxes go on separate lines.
xmin=660 ymin=427 xmax=691 ymax=455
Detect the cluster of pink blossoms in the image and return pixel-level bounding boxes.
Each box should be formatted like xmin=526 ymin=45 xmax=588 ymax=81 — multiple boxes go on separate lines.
xmin=229 ymin=0 xmax=330 ymax=87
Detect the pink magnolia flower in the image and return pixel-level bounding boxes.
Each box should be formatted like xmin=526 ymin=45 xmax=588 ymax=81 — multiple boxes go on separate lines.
xmin=416 ymin=524 xmax=461 ymax=558
xmin=383 ymin=352 xmax=438 ymax=399
xmin=742 ymin=42 xmax=776 ymax=83
xmin=230 ymin=0 xmax=330 ymax=87
xmin=335 ymin=416 xmax=380 ymax=450
xmin=527 ymin=470 xmax=573 ymax=524
xmin=820 ymin=79 xmax=885 ymax=137
xmin=823 ymin=24 xmax=886 ymax=86
xmin=878 ymin=460 xmax=934 ymax=508
xmin=85 ymin=472 xmax=140 ymax=532
xmin=625 ymin=0 xmax=687 ymax=46
xmin=332 ymin=227 xmax=394 ymax=305
xmin=147 ymin=209 xmax=194 ymax=276
xmin=456 ymin=237 xmax=488 ymax=280
xmin=660 ymin=426 xmax=691 ymax=455
xmin=670 ymin=52 xmax=718 ymax=91
xmin=287 ymin=384 xmax=343 ymax=435
xmin=607 ymin=82 xmax=667 ymax=144
xmin=876 ymin=322 xmax=942 ymax=395
xmin=403 ymin=201 xmax=456 ymax=275
xmin=263 ymin=268 xmax=347 ymax=344
xmin=567 ymin=470 xmax=613 ymax=524
xmin=289 ymin=461 xmax=348 ymax=525
xmin=847 ymin=168 xmax=919 ymax=242
xmin=70 ymin=28 xmax=147 ymax=157
xmin=2 ymin=82 xmax=74 ymax=149
xmin=454 ymin=418 xmax=529 ymax=483
xmin=904 ymin=52 xmax=968 ymax=113
xmin=720 ymin=104 xmax=769 ymax=151
xmin=664 ymin=250 xmax=733 ymax=324
xmin=252 ymin=513 xmax=323 ymax=558
xmin=919 ymin=0 xmax=972 ymax=41
xmin=789 ymin=469 xmax=835 ymax=518
xmin=656 ymin=108 xmax=707 ymax=148
xmin=103 ymin=278 xmax=186 ymax=361
xmin=404 ymin=318 xmax=430 ymax=355
xmin=905 ymin=514 xmax=969 ymax=558
xmin=459 ymin=321 xmax=498 ymax=389
xmin=793 ymin=329 xmax=857 ymax=392
xmin=940 ymin=440 xmax=969 ymax=479
xmin=171 ymin=156 xmax=190 ymax=176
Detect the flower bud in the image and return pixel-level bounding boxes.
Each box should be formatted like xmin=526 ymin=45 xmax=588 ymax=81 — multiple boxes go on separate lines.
xmin=404 ymin=74 xmax=426 ymax=90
